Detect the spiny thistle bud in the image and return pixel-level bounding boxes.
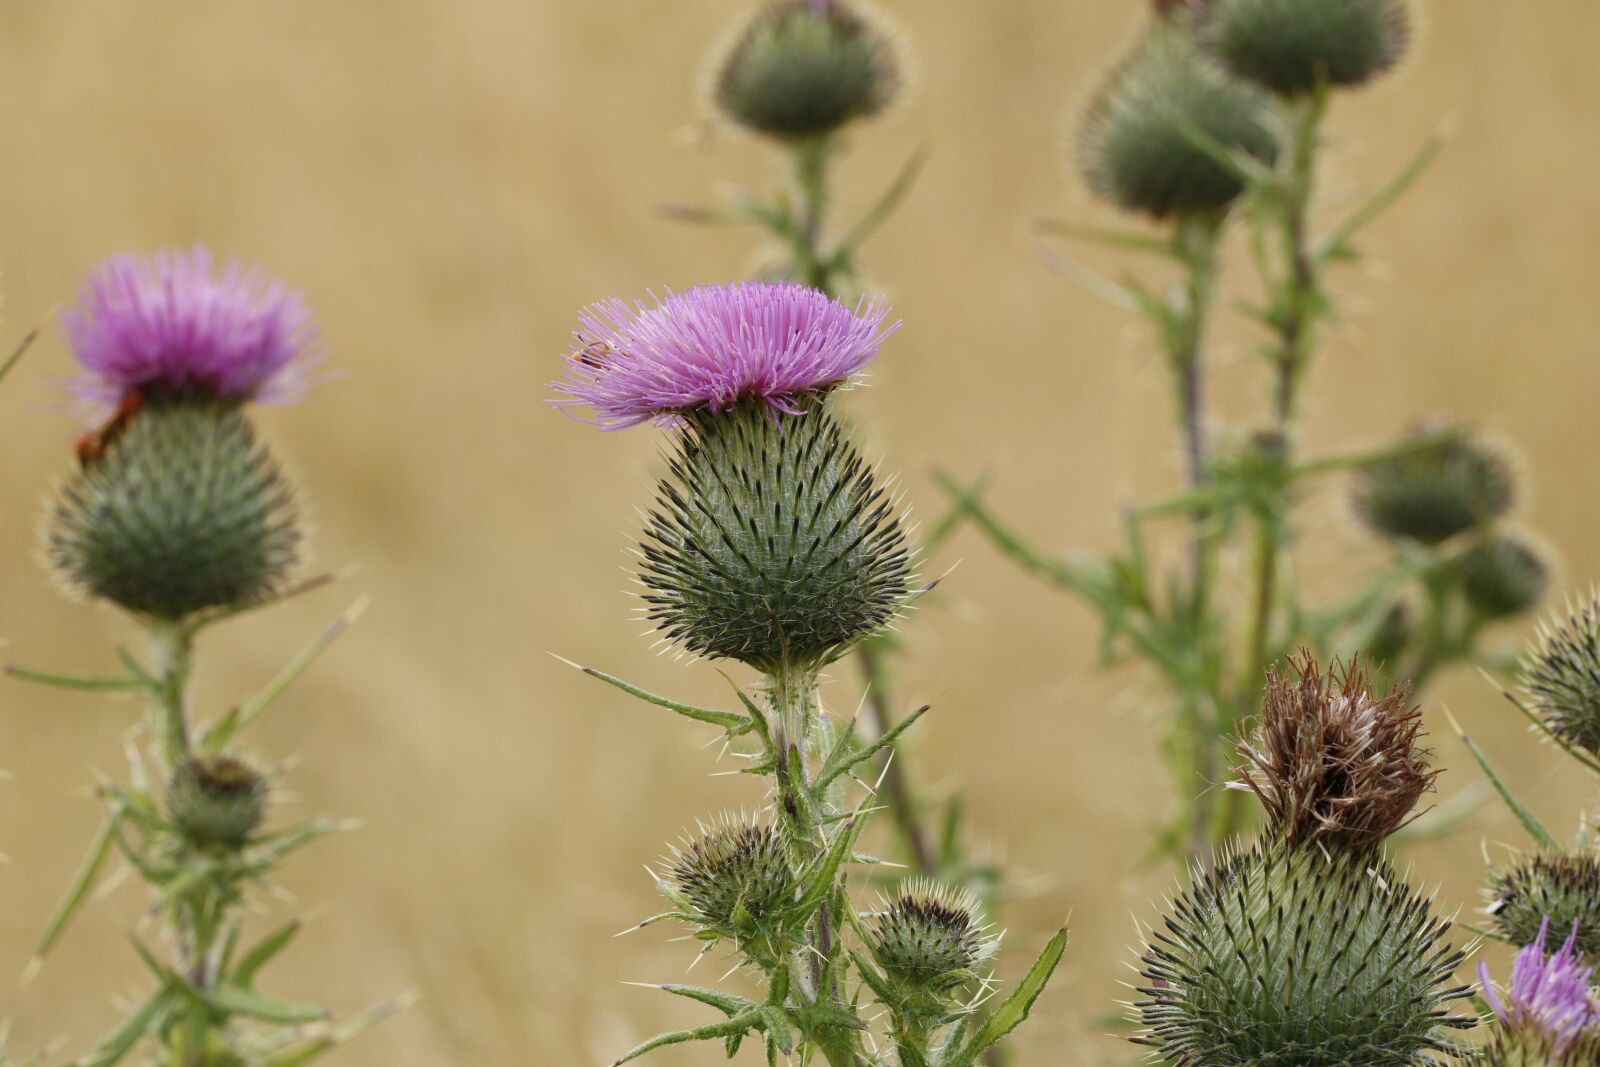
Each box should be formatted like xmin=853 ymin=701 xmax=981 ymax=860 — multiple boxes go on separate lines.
xmin=46 ymin=399 xmax=302 ymax=620
xmin=1234 ymin=651 xmax=1436 ymax=852
xmin=712 ymin=0 xmax=898 ymax=142
xmin=167 ymin=754 xmax=267 ymax=848
xmin=1461 ymin=535 xmax=1551 ymax=620
xmin=1522 ymin=590 xmax=1600 ymax=758
xmin=667 ymin=818 xmax=795 ymax=929
xmin=1078 ymin=23 xmax=1278 ymax=219
xmin=1479 ymin=919 xmax=1600 ymax=1065
xmin=870 ymin=881 xmax=993 ymax=987
xmin=1194 ymin=0 xmax=1410 ymax=96
xmin=1488 ymin=853 xmax=1600 ymax=960
xmin=1136 ymin=838 xmax=1474 ymax=1063
xmin=1352 ymin=429 xmax=1515 ymax=546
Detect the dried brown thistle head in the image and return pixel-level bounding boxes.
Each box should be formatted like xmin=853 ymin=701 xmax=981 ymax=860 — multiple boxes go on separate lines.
xmin=1233 ymin=650 xmax=1438 ymax=852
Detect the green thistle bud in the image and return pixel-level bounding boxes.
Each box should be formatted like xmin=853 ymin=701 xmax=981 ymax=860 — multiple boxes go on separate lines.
xmin=1352 ymin=429 xmax=1515 ymax=546
xmin=870 ymin=881 xmax=992 ymax=987
xmin=1460 ymin=535 xmax=1550 ymax=620
xmin=1522 ymin=590 xmax=1600 ymax=758
xmin=1195 ymin=0 xmax=1410 ymax=96
xmin=712 ymin=0 xmax=898 ymax=142
xmin=640 ymin=396 xmax=910 ymax=673
xmin=46 ymin=400 xmax=302 ymax=620
xmin=1079 ymin=23 xmax=1279 ymax=219
xmin=668 ymin=818 xmax=795 ymax=930
xmin=167 ymin=754 xmax=267 ymax=848
xmin=1136 ymin=838 xmax=1474 ymax=1064
xmin=1488 ymin=853 xmax=1600 ymax=959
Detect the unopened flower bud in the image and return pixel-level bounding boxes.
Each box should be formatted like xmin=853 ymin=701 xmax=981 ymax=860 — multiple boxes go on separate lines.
xmin=870 ymin=881 xmax=992 ymax=986
xmin=1461 ymin=535 xmax=1550 ymax=620
xmin=668 ymin=819 xmax=794 ymax=930
xmin=168 ymin=754 xmax=267 ymax=848
xmin=1488 ymin=853 xmax=1600 ymax=961
xmin=1353 ymin=429 xmax=1514 ymax=546
xmin=1195 ymin=0 xmax=1410 ymax=96
xmin=1522 ymin=590 xmax=1600 ymax=759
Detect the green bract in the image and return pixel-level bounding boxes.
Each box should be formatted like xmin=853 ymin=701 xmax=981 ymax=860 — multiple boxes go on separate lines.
xmin=669 ymin=820 xmax=795 ymax=930
xmin=1522 ymin=591 xmax=1600 ymax=758
xmin=1196 ymin=0 xmax=1410 ymax=96
xmin=1489 ymin=853 xmax=1600 ymax=959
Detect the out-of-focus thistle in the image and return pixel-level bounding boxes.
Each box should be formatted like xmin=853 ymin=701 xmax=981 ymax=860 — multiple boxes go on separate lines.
xmin=713 ymin=0 xmax=898 ymax=144
xmin=1079 ymin=21 xmax=1279 ymax=220
xmin=1461 ymin=536 xmax=1552 ymax=621
xmin=1480 ymin=919 xmax=1600 ymax=1066
xmin=8 ymin=246 xmax=394 ymax=1066
xmin=553 ymin=281 xmax=1065 ymax=1067
xmin=1488 ymin=853 xmax=1600 ymax=961
xmin=1194 ymin=0 xmax=1411 ymax=96
xmin=1352 ymin=430 xmax=1515 ymax=546
xmin=1522 ymin=590 xmax=1600 ymax=758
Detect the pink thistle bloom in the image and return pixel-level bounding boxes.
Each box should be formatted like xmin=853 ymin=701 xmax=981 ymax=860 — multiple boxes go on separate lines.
xmin=61 ymin=245 xmax=317 ymax=410
xmin=550 ymin=281 xmax=897 ymax=430
xmin=1480 ymin=918 xmax=1600 ymax=1055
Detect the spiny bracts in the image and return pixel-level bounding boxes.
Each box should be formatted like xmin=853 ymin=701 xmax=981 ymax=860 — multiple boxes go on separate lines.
xmin=1194 ymin=0 xmax=1411 ymax=96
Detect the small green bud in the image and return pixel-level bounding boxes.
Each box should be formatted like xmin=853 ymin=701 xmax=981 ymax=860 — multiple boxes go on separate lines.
xmin=712 ymin=0 xmax=898 ymax=142
xmin=870 ymin=881 xmax=991 ymax=987
xmin=640 ymin=396 xmax=910 ymax=673
xmin=1195 ymin=0 xmax=1410 ymax=96
xmin=1136 ymin=838 xmax=1474 ymax=1064
xmin=1460 ymin=535 xmax=1550 ymax=620
xmin=168 ymin=754 xmax=267 ymax=848
xmin=1522 ymin=590 xmax=1600 ymax=758
xmin=1488 ymin=853 xmax=1600 ymax=959
xmin=668 ymin=819 xmax=795 ymax=930
xmin=46 ymin=399 xmax=302 ymax=620
xmin=1352 ymin=429 xmax=1515 ymax=546
xmin=1079 ymin=23 xmax=1278 ymax=219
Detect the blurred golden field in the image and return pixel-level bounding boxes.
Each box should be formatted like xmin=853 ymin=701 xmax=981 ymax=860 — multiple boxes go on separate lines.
xmin=1 ymin=2 xmax=1598 ymax=1064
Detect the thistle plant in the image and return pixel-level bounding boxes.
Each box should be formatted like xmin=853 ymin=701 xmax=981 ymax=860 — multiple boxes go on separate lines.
xmin=938 ymin=0 xmax=1549 ymax=867
xmin=551 ymin=280 xmax=1066 ymax=1067
xmin=8 ymin=246 xmax=395 ymax=1066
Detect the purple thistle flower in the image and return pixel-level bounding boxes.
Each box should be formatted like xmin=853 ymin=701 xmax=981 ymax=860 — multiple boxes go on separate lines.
xmin=61 ymin=245 xmax=317 ymax=410
xmin=1480 ymin=918 xmax=1600 ymax=1054
xmin=550 ymin=281 xmax=897 ymax=431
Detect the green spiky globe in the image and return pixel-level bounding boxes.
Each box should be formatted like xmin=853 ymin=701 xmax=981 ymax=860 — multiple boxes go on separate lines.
xmin=1079 ymin=23 xmax=1279 ymax=218
xmin=640 ymin=396 xmax=909 ymax=672
xmin=1522 ymin=592 xmax=1600 ymax=758
xmin=1460 ymin=536 xmax=1549 ymax=620
xmin=47 ymin=400 xmax=301 ymax=620
xmin=871 ymin=882 xmax=990 ymax=985
xmin=1352 ymin=432 xmax=1515 ymax=546
xmin=1137 ymin=838 xmax=1474 ymax=1065
xmin=1489 ymin=854 xmax=1600 ymax=959
xmin=669 ymin=820 xmax=795 ymax=929
xmin=168 ymin=754 xmax=267 ymax=848
xmin=1195 ymin=0 xmax=1410 ymax=96
xmin=713 ymin=0 xmax=898 ymax=141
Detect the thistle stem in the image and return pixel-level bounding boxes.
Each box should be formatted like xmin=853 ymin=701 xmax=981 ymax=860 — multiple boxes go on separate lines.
xmin=148 ymin=621 xmax=194 ymax=772
xmin=791 ymin=136 xmax=836 ymax=291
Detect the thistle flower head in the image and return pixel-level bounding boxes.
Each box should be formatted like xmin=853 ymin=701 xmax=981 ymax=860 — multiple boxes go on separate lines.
xmin=62 ymin=246 xmax=315 ymax=411
xmin=1136 ymin=838 xmax=1474 ymax=1063
xmin=167 ymin=754 xmax=267 ymax=848
xmin=712 ymin=0 xmax=899 ymax=141
xmin=1480 ymin=919 xmax=1600 ymax=1059
xmin=870 ymin=880 xmax=994 ymax=985
xmin=1522 ymin=590 xmax=1600 ymax=759
xmin=551 ymin=282 xmax=896 ymax=431
xmin=1195 ymin=0 xmax=1411 ymax=96
xmin=1461 ymin=535 xmax=1551 ymax=621
xmin=667 ymin=817 xmax=795 ymax=930
xmin=1352 ymin=428 xmax=1515 ymax=545
xmin=1078 ymin=22 xmax=1279 ymax=219
xmin=1234 ymin=651 xmax=1436 ymax=852
xmin=1489 ymin=854 xmax=1600 ymax=961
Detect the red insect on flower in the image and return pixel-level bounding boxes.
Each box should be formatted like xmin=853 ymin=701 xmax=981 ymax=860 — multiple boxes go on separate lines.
xmin=75 ymin=392 xmax=143 ymax=469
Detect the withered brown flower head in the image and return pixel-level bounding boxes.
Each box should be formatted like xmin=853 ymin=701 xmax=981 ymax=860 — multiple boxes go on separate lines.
xmin=1233 ymin=650 xmax=1438 ymax=851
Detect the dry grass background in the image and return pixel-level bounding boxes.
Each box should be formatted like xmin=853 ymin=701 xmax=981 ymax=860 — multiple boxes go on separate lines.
xmin=0 ymin=1 xmax=1597 ymax=1063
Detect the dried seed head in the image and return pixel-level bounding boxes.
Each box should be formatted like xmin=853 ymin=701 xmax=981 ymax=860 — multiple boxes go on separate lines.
xmin=1195 ymin=0 xmax=1410 ymax=96
xmin=870 ymin=880 xmax=993 ymax=985
xmin=1078 ymin=22 xmax=1278 ymax=219
xmin=1135 ymin=837 xmax=1475 ymax=1063
xmin=167 ymin=754 xmax=267 ymax=848
xmin=1488 ymin=853 xmax=1600 ymax=961
xmin=639 ymin=395 xmax=910 ymax=672
xmin=46 ymin=399 xmax=303 ymax=620
xmin=712 ymin=0 xmax=899 ymax=142
xmin=1460 ymin=535 xmax=1551 ymax=621
xmin=1352 ymin=428 xmax=1515 ymax=546
xmin=1234 ymin=651 xmax=1437 ymax=851
xmin=668 ymin=818 xmax=795 ymax=929
xmin=1522 ymin=590 xmax=1600 ymax=759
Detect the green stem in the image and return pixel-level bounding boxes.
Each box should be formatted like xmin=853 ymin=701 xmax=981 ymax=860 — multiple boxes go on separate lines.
xmin=791 ymin=137 xmax=836 ymax=291
xmin=148 ymin=621 xmax=194 ymax=771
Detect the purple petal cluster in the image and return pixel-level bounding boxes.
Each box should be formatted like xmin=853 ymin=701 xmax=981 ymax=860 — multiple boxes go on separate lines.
xmin=550 ymin=281 xmax=897 ymax=430
xmin=1480 ymin=918 xmax=1600 ymax=1054
xmin=61 ymin=245 xmax=316 ymax=409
